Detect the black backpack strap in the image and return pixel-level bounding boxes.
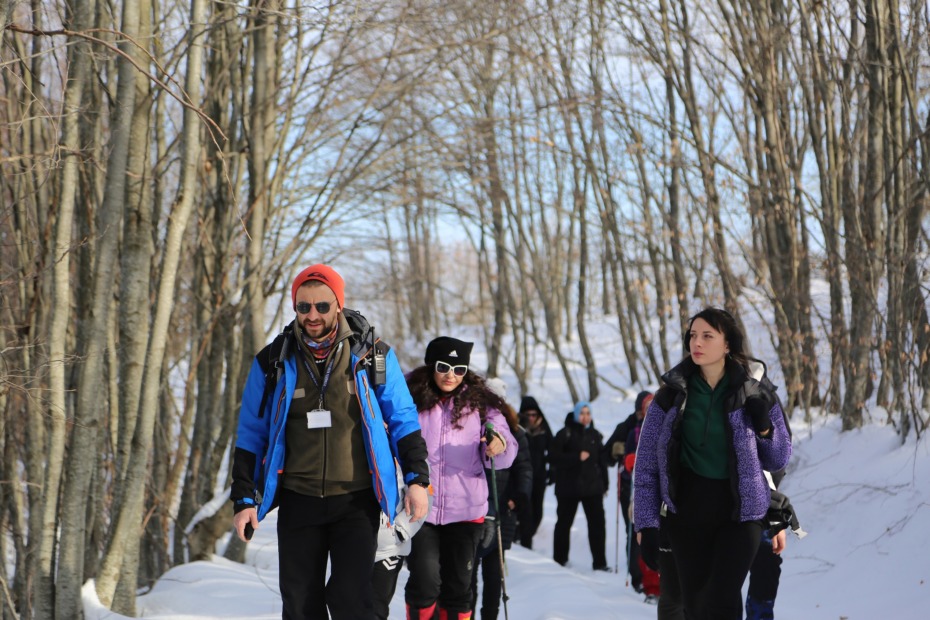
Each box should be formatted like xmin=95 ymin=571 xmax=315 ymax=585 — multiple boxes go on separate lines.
xmin=343 ymin=308 xmax=389 ymax=387
xmin=257 ymin=325 xmax=292 ymax=419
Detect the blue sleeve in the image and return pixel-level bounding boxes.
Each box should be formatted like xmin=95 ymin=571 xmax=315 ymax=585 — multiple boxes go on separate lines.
xmin=235 ymin=357 xmax=272 ymax=456
xmin=376 ymin=348 xmax=421 ymax=442
xmin=376 ymin=348 xmax=428 ymax=484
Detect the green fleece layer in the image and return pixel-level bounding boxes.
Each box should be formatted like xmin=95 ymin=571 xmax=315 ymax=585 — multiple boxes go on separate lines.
xmin=679 ymin=372 xmax=730 ymax=479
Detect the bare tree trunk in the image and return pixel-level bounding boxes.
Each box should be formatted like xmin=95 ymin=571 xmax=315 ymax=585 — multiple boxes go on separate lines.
xmin=115 ymin=0 xmax=153 ymax=492
xmin=718 ymin=0 xmax=818 ymax=410
xmin=52 ymin=0 xmax=123 ymax=614
xmin=243 ymin=0 xmax=279 ymax=357
xmin=0 ymin=0 xmax=13 ymax=33
xmin=842 ymin=0 xmax=889 ymax=431
xmin=32 ymin=0 xmax=92 ymax=613
xmin=797 ymin=0 xmax=852 ymax=414
xmin=478 ymin=101 xmax=512 ymax=378
xmin=95 ymin=0 xmax=207 ymax=610
xmin=72 ymin=0 xmax=141 ymax=600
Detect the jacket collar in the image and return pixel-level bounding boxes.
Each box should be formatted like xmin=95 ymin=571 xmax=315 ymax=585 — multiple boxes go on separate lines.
xmin=662 ymin=355 xmax=756 ymax=393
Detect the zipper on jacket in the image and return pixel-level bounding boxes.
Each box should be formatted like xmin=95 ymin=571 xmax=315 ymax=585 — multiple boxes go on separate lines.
xmin=359 ymin=372 xmax=386 ymax=515
xmin=268 ymin=387 xmax=289 ymax=489
xmin=320 ymin=426 xmax=327 ymax=497
xmin=273 ymin=387 xmax=286 ymax=424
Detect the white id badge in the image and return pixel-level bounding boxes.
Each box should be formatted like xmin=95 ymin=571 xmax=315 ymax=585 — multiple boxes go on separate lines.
xmin=306 ymin=409 xmax=332 ymax=429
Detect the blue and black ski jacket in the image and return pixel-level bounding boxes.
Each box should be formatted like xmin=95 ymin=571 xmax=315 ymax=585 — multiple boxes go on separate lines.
xmin=231 ymin=309 xmax=428 ymax=524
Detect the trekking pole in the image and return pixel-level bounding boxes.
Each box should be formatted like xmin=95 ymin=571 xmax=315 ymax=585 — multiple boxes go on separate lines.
xmin=626 ymin=517 xmax=635 ymax=587
xmin=614 ymin=465 xmax=621 ymax=574
xmin=485 ymin=423 xmax=510 ymax=620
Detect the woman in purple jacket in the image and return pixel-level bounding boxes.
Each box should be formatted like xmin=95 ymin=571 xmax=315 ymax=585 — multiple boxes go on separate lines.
xmin=633 ymin=307 xmax=791 ymax=620
xmin=403 ymin=337 xmax=517 ymax=620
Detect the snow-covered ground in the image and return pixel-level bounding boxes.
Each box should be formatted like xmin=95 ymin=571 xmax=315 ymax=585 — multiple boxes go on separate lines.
xmin=82 ymin=305 xmax=930 ymax=619
xmin=84 ymin=406 xmax=929 ymax=619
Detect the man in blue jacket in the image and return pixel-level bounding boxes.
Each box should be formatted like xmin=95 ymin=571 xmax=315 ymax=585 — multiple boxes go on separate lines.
xmin=231 ymin=264 xmax=430 ymax=620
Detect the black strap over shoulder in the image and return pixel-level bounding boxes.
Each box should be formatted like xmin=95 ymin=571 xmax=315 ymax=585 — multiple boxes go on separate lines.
xmin=257 ymin=324 xmax=292 ymax=418
xmin=343 ymin=308 xmax=389 ymax=387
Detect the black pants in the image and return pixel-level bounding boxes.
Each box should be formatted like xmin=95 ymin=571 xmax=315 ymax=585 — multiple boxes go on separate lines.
xmin=371 ymin=555 xmax=404 ymax=620
xmin=405 ymin=521 xmax=482 ymax=614
xmin=664 ymin=469 xmax=762 ymax=620
xmin=470 ymin=543 xmax=506 ymax=620
xmin=619 ymin=476 xmax=643 ymax=587
xmin=746 ymin=530 xmax=782 ymax=616
xmin=277 ymin=488 xmax=381 ymax=620
xmin=657 ymin=521 xmax=686 ymax=620
xmin=553 ymin=493 xmax=607 ymax=569
xmin=619 ymin=474 xmax=632 ymax=531
xmin=520 ymin=477 xmax=547 ymax=548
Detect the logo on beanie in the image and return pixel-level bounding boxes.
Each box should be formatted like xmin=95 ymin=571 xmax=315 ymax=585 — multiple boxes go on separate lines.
xmin=424 ymin=337 xmax=473 ymax=367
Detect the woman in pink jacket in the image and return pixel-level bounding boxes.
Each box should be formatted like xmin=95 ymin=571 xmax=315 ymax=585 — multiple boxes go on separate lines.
xmin=403 ymin=336 xmax=517 ymax=620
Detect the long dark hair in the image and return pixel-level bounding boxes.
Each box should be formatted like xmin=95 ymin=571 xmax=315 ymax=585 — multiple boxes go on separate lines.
xmin=406 ymin=365 xmax=506 ymax=429
xmin=684 ymin=307 xmax=751 ymax=368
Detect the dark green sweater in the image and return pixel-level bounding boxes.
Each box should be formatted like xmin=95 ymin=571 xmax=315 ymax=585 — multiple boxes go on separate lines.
xmin=680 ymin=372 xmax=730 ymax=479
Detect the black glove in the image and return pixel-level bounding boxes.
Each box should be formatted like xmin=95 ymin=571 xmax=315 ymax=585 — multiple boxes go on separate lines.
xmin=639 ymin=528 xmax=660 ymax=571
xmin=478 ymin=516 xmax=497 ymax=551
xmin=745 ymin=396 xmax=773 ymax=435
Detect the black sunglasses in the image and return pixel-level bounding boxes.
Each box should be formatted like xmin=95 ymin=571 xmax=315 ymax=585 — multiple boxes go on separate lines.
xmin=435 ymin=361 xmax=468 ymax=377
xmin=296 ymin=301 xmax=334 ymax=315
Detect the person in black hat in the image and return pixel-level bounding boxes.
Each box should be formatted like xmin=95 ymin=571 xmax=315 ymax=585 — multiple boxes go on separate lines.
xmin=517 ymin=395 xmax=552 ymax=549
xmin=403 ymin=337 xmax=518 ymax=620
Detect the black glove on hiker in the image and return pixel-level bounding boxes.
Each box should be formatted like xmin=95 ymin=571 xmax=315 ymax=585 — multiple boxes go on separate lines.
xmin=640 ymin=528 xmax=660 ymax=571
xmin=478 ymin=516 xmax=497 ymax=551
xmin=745 ymin=396 xmax=773 ymax=435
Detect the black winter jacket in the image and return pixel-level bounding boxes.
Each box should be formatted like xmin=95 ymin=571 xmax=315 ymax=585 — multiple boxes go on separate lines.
xmin=519 ymin=397 xmax=553 ymax=488
xmin=550 ymin=413 xmax=608 ymax=498
xmin=605 ymin=412 xmax=638 ymax=472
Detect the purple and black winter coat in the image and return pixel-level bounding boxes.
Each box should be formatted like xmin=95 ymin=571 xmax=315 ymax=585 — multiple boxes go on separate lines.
xmin=633 ymin=357 xmax=792 ymax=531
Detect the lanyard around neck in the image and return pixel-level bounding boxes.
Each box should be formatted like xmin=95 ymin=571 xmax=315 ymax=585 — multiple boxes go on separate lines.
xmin=299 ymin=341 xmax=343 ymax=409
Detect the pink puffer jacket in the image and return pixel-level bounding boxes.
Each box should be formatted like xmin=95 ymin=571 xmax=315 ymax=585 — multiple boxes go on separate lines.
xmin=418 ymin=399 xmax=516 ymax=525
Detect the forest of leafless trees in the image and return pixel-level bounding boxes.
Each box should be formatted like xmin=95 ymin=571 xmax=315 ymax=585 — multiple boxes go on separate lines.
xmin=0 ymin=0 xmax=927 ymax=617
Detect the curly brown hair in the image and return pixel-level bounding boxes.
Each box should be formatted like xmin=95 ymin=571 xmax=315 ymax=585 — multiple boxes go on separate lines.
xmin=406 ymin=365 xmax=507 ymax=429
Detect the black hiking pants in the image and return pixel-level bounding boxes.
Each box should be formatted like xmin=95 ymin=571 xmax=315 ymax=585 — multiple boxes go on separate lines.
xmin=664 ymin=468 xmax=762 ymax=620
xmin=553 ymin=493 xmax=607 ymax=569
xmin=405 ymin=521 xmax=482 ymax=614
xmin=276 ymin=488 xmax=381 ymax=620
xmin=520 ymin=476 xmax=547 ymax=548
xmin=371 ymin=555 xmax=403 ymax=620
xmin=656 ymin=518 xmax=686 ymax=620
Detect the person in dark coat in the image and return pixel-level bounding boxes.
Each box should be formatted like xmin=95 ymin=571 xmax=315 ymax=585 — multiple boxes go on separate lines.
xmin=517 ymin=396 xmax=552 ymax=549
xmin=604 ymin=390 xmax=652 ymax=589
xmin=550 ymin=400 xmax=609 ymax=570
xmin=470 ymin=378 xmax=533 ymax=620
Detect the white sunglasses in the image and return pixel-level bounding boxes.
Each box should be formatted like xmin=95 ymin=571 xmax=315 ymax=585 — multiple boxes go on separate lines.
xmin=435 ymin=361 xmax=468 ymax=377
